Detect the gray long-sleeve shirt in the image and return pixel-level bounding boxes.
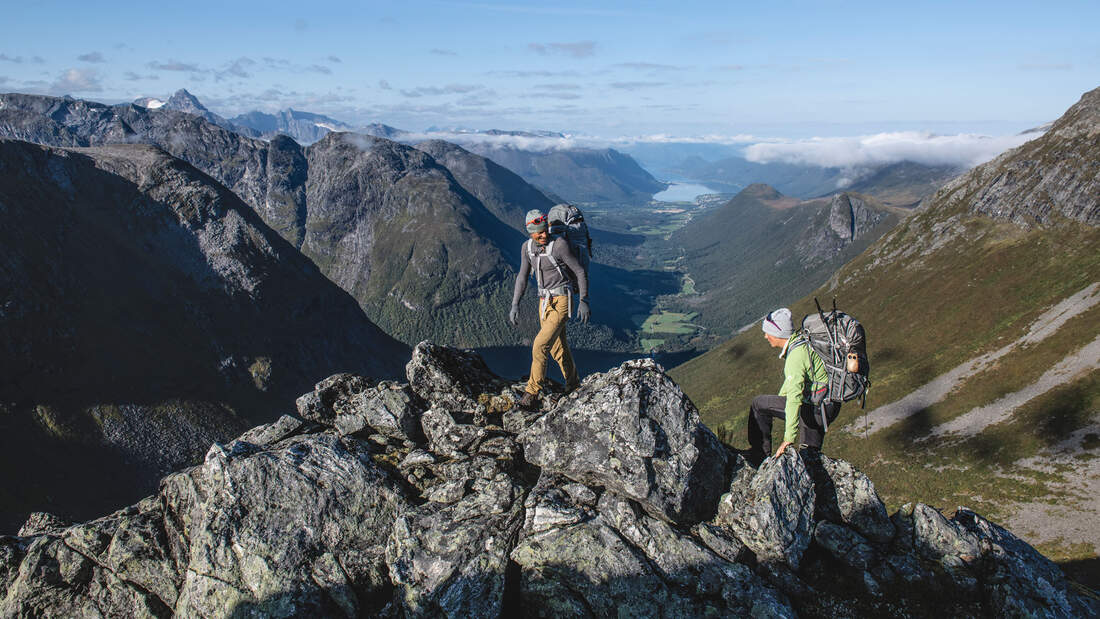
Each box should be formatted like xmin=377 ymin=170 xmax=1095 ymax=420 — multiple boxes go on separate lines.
xmin=511 ymin=237 xmax=588 ymax=307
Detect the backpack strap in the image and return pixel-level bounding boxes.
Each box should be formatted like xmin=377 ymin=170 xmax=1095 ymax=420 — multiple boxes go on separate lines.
xmin=791 ymin=335 xmax=829 ymax=403
xmin=528 ymin=239 xmax=568 ymax=295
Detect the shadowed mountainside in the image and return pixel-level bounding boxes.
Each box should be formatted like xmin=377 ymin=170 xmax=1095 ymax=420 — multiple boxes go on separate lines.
xmin=0 ymin=139 xmax=408 ymax=530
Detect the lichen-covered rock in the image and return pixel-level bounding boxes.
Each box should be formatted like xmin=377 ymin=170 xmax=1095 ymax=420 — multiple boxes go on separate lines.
xmin=296 ymin=374 xmax=424 ymax=441
xmin=421 ymin=408 xmax=487 ymax=457
xmin=724 ymin=450 xmax=816 ymax=570
xmin=16 ymin=512 xmax=70 ymax=538
xmin=801 ymin=450 xmax=895 ymax=544
xmin=519 ymin=358 xmax=728 ymax=524
xmin=386 ymin=473 xmax=525 ymax=618
xmin=173 ymin=434 xmax=410 ymax=617
xmin=814 ymin=521 xmax=876 ymax=571
xmin=406 ymin=342 xmax=510 ymax=410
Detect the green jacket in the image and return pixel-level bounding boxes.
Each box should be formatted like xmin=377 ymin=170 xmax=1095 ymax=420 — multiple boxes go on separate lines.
xmin=777 ymin=333 xmax=828 ymax=443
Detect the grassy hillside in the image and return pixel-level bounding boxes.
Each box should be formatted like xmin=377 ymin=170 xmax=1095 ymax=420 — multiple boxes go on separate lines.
xmin=670 ymin=87 xmax=1100 ymax=582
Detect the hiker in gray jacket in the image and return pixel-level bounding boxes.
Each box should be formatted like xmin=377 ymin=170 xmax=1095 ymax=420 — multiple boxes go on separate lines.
xmin=510 ymin=209 xmax=590 ymax=410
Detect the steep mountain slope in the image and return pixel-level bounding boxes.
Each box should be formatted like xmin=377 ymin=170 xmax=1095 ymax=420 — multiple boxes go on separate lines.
xmin=157 ymin=88 xmax=259 ymax=136
xmin=664 ymin=184 xmax=900 ymax=337
xmin=0 ymin=94 xmax=587 ymax=347
xmin=413 ymin=139 xmax=555 ymax=232
xmin=670 ymin=86 xmax=1100 ymax=573
xmin=301 ymin=132 xmax=525 ymax=346
xmin=463 ymin=143 xmax=667 ymax=203
xmin=0 ymin=139 xmax=408 ymax=530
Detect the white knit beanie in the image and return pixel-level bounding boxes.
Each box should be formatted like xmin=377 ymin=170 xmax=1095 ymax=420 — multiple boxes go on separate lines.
xmin=762 ymin=308 xmax=794 ymax=339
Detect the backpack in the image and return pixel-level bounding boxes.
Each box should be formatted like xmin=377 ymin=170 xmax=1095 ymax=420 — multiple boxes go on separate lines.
xmin=547 ymin=203 xmax=592 ymax=273
xmin=800 ymin=298 xmax=871 ymax=408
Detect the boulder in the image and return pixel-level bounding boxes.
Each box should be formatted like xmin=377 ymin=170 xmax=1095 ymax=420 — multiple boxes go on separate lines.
xmin=296 ymin=374 xmax=424 ymax=441
xmin=801 ymin=450 xmax=895 ymax=544
xmin=723 ymin=450 xmax=816 ymax=570
xmin=406 ymin=342 xmax=510 ymax=410
xmin=386 ymin=473 xmax=526 ymax=618
xmin=519 ymin=358 xmax=728 ymax=523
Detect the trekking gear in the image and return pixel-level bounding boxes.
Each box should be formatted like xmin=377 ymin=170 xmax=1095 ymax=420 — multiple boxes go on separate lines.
xmin=547 ymin=203 xmax=592 ymax=272
xmin=800 ymin=298 xmax=871 ymax=411
xmin=527 ymin=238 xmax=579 ymax=318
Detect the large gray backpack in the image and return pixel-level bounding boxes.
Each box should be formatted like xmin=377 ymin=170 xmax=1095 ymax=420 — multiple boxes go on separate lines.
xmin=547 ymin=203 xmax=592 ymax=273
xmin=801 ymin=298 xmax=870 ymax=408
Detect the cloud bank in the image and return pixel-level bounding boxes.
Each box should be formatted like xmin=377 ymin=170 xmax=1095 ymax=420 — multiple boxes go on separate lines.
xmin=742 ymin=131 xmax=1039 ymax=169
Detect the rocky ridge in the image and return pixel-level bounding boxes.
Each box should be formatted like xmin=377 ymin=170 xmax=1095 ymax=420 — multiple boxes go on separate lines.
xmin=927 ymin=85 xmax=1100 ymax=227
xmin=2 ymin=343 xmax=1094 ymax=617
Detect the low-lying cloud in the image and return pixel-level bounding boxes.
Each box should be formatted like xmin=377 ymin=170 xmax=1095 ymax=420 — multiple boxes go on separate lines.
xmin=742 ymin=131 xmax=1039 ymax=169
xmin=529 ymin=41 xmax=596 ymax=58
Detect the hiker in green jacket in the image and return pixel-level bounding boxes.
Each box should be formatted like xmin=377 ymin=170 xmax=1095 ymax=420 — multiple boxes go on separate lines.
xmin=746 ymin=307 xmax=841 ymax=465
xmin=510 ymin=209 xmax=590 ymax=410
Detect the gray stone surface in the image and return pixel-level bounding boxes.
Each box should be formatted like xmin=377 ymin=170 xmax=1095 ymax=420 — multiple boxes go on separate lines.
xmin=724 ymin=451 xmax=816 ymax=570
xmin=519 ymin=358 xmax=728 ymax=524
xmin=1 ymin=343 xmax=1094 ymax=618
xmin=802 ymin=450 xmax=895 ymax=544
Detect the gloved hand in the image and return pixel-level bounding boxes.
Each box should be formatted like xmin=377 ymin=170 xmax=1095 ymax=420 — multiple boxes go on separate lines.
xmin=509 ymin=304 xmax=519 ymax=326
xmin=577 ymin=299 xmax=590 ymax=324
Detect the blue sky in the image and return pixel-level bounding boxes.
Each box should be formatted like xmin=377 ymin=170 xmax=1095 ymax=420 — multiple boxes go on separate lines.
xmin=2 ymin=0 xmax=1097 ymax=140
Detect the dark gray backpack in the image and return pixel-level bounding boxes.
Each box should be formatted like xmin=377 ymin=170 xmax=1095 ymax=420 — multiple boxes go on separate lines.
xmin=801 ymin=298 xmax=870 ymax=408
xmin=547 ymin=203 xmax=592 ymax=273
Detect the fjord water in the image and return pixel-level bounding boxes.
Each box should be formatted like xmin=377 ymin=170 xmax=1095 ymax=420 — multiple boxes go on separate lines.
xmin=653 ymin=181 xmax=719 ymax=202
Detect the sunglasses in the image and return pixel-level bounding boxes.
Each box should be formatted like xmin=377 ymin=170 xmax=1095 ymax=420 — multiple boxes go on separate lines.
xmin=527 ymin=215 xmax=547 ymax=226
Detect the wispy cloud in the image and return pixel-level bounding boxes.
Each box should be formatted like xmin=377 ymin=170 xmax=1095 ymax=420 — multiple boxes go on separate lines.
xmin=378 ymin=79 xmax=392 ymax=90
xmin=149 ymin=59 xmax=202 ymax=72
xmin=123 ymin=71 xmax=159 ymax=81
xmin=401 ymin=83 xmax=484 ymax=97
xmin=308 ymin=64 xmax=332 ymax=75
xmin=529 ymin=41 xmax=596 ymax=58
xmin=78 ymin=51 xmax=106 ymax=63
xmin=614 ymin=62 xmax=682 ymax=71
xmin=533 ymin=83 xmax=582 ymax=91
xmin=0 ymin=54 xmax=45 ymax=64
xmin=743 ymin=131 xmax=1039 ymax=169
xmin=486 ymin=69 xmax=581 ymax=78
xmin=51 ymin=68 xmax=103 ymax=93
xmin=523 ymin=92 xmax=582 ymax=100
xmin=609 ymin=81 xmax=665 ymax=90
xmin=430 ymin=48 xmax=458 ymax=56
xmin=220 ymin=57 xmax=255 ymax=79
xmin=294 ymin=18 xmax=308 ymax=32
xmin=327 ymin=55 xmax=342 ymax=64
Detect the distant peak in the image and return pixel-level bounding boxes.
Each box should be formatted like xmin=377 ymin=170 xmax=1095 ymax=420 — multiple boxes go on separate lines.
xmin=165 ymin=89 xmax=209 ymax=113
xmin=741 ymin=183 xmax=782 ymax=199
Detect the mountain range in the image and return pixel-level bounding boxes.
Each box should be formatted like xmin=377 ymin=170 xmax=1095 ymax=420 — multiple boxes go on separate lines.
xmin=670 ymin=86 xmax=1100 ymax=578
xmin=0 ymin=138 xmax=408 ymax=530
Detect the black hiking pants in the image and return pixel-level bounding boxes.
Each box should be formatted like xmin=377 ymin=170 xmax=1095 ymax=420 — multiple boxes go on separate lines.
xmin=746 ymin=395 xmax=841 ymax=464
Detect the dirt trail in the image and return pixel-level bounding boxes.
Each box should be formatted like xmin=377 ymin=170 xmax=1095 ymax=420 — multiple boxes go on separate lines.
xmin=844 ymin=282 xmax=1100 ymax=437
xmin=923 ymin=336 xmax=1100 ymax=440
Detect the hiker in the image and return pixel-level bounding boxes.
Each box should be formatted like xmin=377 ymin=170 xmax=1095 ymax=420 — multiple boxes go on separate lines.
xmin=746 ymin=307 xmax=841 ymax=465
xmin=510 ymin=209 xmax=590 ymax=410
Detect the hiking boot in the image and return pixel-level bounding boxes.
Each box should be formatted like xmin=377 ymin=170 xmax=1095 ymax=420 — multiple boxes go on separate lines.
xmin=516 ymin=392 xmax=539 ymax=411
xmin=564 ymin=382 xmax=580 ymax=395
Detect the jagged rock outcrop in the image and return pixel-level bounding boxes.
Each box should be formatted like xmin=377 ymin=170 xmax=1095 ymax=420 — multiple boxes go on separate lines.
xmin=519 ymin=358 xmax=728 ymax=523
xmin=1 ymin=344 xmax=1094 ymax=617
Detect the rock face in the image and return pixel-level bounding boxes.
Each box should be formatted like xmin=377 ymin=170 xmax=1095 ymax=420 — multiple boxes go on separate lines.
xmin=931 ymin=85 xmax=1100 ymax=226
xmin=520 ymin=358 xmax=728 ymax=523
xmin=0 ymin=139 xmax=408 ymax=530
xmin=1 ymin=344 xmax=1095 ymax=617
